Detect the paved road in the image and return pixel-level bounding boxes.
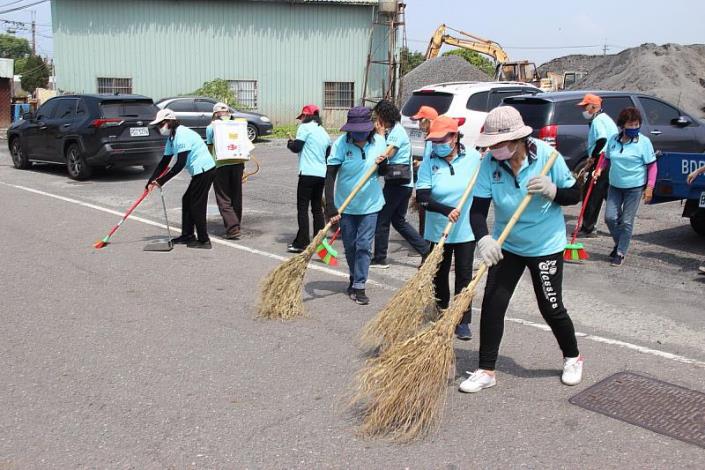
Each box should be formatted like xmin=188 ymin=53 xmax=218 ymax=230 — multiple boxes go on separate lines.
xmin=0 ymin=143 xmax=704 ymax=468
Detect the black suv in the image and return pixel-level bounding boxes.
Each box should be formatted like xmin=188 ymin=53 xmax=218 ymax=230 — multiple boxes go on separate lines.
xmin=503 ymin=91 xmax=705 ymax=170
xmin=8 ymin=94 xmax=165 ymax=180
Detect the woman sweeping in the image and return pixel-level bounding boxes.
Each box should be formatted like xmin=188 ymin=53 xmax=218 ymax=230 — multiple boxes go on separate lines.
xmin=415 ymin=116 xmax=481 ymax=340
xmin=325 ymin=107 xmax=387 ymax=305
xmin=595 ymin=107 xmax=657 ymax=267
xmin=206 ymin=103 xmax=245 ymax=240
xmin=146 ymin=109 xmax=216 ymax=249
xmin=460 ymin=106 xmax=583 ymax=393
xmin=286 ymin=104 xmax=331 ymax=253
xmin=410 ymin=105 xmax=439 ymax=237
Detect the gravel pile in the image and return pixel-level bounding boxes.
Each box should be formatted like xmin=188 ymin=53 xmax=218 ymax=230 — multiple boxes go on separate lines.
xmin=537 ymin=54 xmax=607 ymax=77
xmin=400 ymin=55 xmax=491 ymax=105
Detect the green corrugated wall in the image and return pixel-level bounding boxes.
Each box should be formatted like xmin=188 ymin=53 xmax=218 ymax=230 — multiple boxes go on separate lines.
xmin=51 ymin=0 xmax=390 ymax=125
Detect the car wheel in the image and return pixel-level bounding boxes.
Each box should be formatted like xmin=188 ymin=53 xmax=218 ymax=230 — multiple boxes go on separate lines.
xmin=10 ymin=138 xmax=31 ymax=170
xmin=247 ymin=123 xmax=258 ymax=142
xmin=690 ymin=209 xmax=705 ymax=237
xmin=66 ymin=143 xmax=92 ymax=180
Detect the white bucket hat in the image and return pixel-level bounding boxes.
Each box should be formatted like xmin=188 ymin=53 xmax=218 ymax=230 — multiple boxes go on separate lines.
xmin=212 ymin=102 xmax=229 ymax=114
xmin=149 ymin=108 xmax=176 ymax=126
xmin=475 ymin=106 xmax=533 ymax=148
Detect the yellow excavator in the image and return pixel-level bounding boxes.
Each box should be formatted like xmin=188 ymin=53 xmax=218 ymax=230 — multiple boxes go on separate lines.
xmin=425 ymin=24 xmax=541 ymax=85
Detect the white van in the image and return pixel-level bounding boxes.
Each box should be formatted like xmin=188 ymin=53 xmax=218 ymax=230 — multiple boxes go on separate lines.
xmin=400 ymin=81 xmax=542 ymax=156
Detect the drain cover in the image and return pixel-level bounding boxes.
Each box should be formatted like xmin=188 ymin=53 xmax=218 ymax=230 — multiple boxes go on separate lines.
xmin=570 ymin=372 xmax=705 ymax=448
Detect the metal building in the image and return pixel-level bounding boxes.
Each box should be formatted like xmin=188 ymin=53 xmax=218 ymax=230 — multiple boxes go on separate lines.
xmin=51 ymin=0 xmax=397 ymax=126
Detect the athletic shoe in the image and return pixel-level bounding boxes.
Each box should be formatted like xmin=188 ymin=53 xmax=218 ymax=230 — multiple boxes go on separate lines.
xmin=347 ymin=282 xmax=354 ymax=297
xmin=611 ymin=254 xmax=624 ymax=267
xmin=224 ymin=230 xmax=241 ymax=240
xmin=609 ymin=246 xmax=618 ymax=259
xmin=352 ymin=289 xmax=369 ymax=305
xmin=370 ymin=259 xmax=390 ymax=269
xmin=187 ymin=240 xmax=212 ymax=250
xmin=698 ymin=263 xmax=705 ymax=275
xmin=171 ymin=234 xmax=195 ymax=245
xmin=458 ymin=370 xmax=496 ymax=393
xmin=578 ymin=230 xmax=598 ymax=239
xmin=287 ymin=244 xmax=304 ymax=254
xmin=455 ymin=322 xmax=472 ymax=341
xmin=561 ymin=356 xmax=584 ymax=386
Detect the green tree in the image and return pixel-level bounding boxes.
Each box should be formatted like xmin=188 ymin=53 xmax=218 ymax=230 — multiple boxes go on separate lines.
xmin=20 ymin=55 xmax=50 ymax=94
xmin=191 ymin=78 xmax=245 ymax=109
xmin=14 ymin=56 xmax=28 ymax=74
xmin=442 ymin=49 xmax=495 ymax=77
xmin=400 ymin=47 xmax=425 ymax=76
xmin=0 ymin=33 xmax=31 ymax=60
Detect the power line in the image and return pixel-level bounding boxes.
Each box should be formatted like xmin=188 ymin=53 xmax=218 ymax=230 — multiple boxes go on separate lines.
xmin=0 ymin=0 xmax=48 ymax=15
xmin=0 ymin=0 xmax=33 ymax=8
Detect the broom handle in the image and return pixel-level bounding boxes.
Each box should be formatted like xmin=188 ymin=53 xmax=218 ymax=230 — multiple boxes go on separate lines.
xmin=569 ymin=152 xmax=605 ymax=244
xmin=440 ymin=158 xmax=483 ymax=239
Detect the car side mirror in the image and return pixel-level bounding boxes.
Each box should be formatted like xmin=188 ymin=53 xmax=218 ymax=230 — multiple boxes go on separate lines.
xmin=671 ymin=116 xmax=691 ymax=127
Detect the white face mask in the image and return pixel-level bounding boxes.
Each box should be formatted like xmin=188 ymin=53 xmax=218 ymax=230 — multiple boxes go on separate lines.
xmin=159 ymin=124 xmax=171 ymax=136
xmin=582 ymin=110 xmax=594 ymax=120
xmin=219 ymin=114 xmax=231 ymax=121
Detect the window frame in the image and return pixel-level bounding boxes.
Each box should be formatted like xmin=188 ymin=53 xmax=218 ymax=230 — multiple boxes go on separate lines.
xmin=638 ymin=96 xmax=683 ymax=126
xmin=97 ymin=77 xmax=133 ymax=95
xmin=165 ymin=99 xmax=195 ymax=112
xmin=323 ymin=81 xmax=355 ymax=109
xmin=228 ymin=80 xmax=258 ymax=110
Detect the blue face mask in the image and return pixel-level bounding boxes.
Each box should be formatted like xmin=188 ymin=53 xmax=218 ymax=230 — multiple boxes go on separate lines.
xmin=624 ymin=127 xmax=640 ymax=139
xmin=433 ymin=142 xmax=454 ymax=158
xmin=350 ymin=131 xmax=369 ymax=142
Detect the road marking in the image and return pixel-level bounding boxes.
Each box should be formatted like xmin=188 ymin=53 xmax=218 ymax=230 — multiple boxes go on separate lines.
xmin=3 ymin=181 xmax=705 ymax=369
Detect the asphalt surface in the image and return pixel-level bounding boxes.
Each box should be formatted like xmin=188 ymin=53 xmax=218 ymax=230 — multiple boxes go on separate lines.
xmin=1 ymin=141 xmax=704 ymax=468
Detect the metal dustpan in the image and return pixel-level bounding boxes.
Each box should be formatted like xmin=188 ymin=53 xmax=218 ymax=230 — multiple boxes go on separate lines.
xmin=144 ymin=187 xmax=174 ymax=252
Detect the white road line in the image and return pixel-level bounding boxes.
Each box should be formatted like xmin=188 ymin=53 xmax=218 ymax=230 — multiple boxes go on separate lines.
xmin=4 ymin=181 xmax=705 ymax=369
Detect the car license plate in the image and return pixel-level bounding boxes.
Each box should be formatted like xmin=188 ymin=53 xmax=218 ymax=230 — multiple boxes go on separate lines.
xmin=130 ymin=127 xmax=149 ymax=137
xmin=407 ymin=128 xmax=423 ymax=139
xmin=699 ymin=191 xmax=705 ymax=208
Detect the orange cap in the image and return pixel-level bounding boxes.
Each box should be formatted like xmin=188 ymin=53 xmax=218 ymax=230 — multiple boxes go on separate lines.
xmin=577 ymin=94 xmax=602 ymax=107
xmin=426 ymin=115 xmax=459 ymax=141
xmin=411 ymin=105 xmax=439 ymax=121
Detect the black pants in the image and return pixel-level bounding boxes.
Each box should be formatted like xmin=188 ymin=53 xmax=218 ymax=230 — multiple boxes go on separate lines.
xmin=373 ymin=184 xmax=429 ymax=261
xmin=214 ymin=164 xmax=244 ymax=236
xmin=580 ymin=162 xmax=609 ymax=233
xmin=182 ymin=168 xmax=215 ymax=242
xmin=431 ymin=241 xmax=475 ymax=325
xmin=293 ymin=175 xmax=325 ymax=248
xmin=479 ymin=250 xmax=579 ymax=371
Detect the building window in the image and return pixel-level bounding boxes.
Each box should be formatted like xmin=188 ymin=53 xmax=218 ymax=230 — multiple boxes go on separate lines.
xmin=324 ymin=82 xmax=354 ymax=109
xmin=229 ymin=80 xmax=258 ymax=110
xmin=97 ymin=77 xmax=132 ymax=95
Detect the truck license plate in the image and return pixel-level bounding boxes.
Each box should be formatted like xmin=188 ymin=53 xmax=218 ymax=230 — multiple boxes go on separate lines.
xmin=130 ymin=127 xmax=149 ymax=137
xmin=699 ymin=191 xmax=705 ymax=208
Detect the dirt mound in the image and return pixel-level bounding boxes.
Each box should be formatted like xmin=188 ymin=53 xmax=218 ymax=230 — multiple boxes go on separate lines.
xmin=400 ymin=55 xmax=491 ymax=105
xmin=538 ymin=54 xmax=607 ymax=77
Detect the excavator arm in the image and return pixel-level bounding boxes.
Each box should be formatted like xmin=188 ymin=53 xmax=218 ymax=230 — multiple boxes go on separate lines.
xmin=425 ymin=24 xmax=508 ymax=63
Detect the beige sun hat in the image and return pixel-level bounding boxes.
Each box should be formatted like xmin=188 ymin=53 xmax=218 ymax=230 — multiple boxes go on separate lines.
xmin=149 ymin=108 xmax=176 ymax=126
xmin=212 ymin=102 xmax=230 ymax=116
xmin=475 ymin=106 xmax=533 ymax=148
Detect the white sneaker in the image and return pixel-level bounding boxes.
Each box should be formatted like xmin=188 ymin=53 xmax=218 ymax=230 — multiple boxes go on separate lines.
xmin=561 ymin=356 xmax=584 ymax=386
xmin=458 ymin=370 xmax=496 ymax=393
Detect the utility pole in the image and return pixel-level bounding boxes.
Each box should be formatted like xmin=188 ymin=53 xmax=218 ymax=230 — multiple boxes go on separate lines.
xmin=603 ymin=43 xmax=608 ymax=56
xmin=31 ymin=10 xmax=36 ymax=55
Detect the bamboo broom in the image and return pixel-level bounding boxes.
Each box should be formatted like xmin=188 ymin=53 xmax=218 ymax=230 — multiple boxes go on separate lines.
xmin=257 ymin=162 xmax=380 ymax=320
xmin=351 ymin=151 xmax=559 ymax=442
xmin=358 ymin=161 xmax=482 ymax=353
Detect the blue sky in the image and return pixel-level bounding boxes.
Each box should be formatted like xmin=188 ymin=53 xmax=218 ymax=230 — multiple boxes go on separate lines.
xmin=1 ymin=0 xmax=703 ymax=66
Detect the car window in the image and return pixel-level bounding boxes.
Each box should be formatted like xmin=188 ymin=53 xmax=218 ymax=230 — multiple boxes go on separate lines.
xmin=166 ymin=99 xmax=194 ymax=112
xmin=36 ymin=99 xmax=59 ymax=120
xmin=76 ymin=100 xmax=89 ymax=118
xmin=101 ymin=101 xmax=159 ymax=118
xmin=639 ymin=97 xmax=681 ymax=126
xmin=601 ymin=96 xmax=635 ymax=122
xmin=402 ymin=91 xmax=453 ymax=116
xmin=466 ymin=91 xmax=488 ymax=112
xmin=503 ymin=97 xmax=552 ymax=129
xmin=195 ymin=100 xmax=215 ymax=113
xmin=553 ymin=99 xmax=585 ymax=125
xmin=54 ymin=99 xmax=77 ymax=121
xmin=488 ymin=89 xmax=528 ymax=112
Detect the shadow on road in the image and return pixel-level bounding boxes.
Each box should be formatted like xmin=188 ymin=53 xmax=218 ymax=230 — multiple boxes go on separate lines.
xmin=455 ymin=351 xmax=557 ymax=380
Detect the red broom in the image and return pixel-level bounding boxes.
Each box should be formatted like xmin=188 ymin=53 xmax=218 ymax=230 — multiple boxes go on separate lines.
xmin=564 ymin=152 xmax=605 ymax=261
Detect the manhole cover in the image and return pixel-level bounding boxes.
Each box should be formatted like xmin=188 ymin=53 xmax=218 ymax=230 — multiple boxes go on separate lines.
xmin=570 ymin=372 xmax=705 ymax=448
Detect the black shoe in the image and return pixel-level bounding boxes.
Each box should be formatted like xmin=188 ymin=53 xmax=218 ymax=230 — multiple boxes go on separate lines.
xmin=287 ymin=244 xmax=304 ymax=254
xmin=609 ymin=246 xmax=618 ymax=259
xmin=610 ymin=254 xmax=624 ymax=267
xmin=187 ymin=240 xmax=212 ymax=250
xmin=347 ymin=282 xmax=354 ymax=297
xmin=352 ymin=289 xmax=369 ymax=305
xmin=578 ymin=229 xmax=598 ymax=239
xmin=224 ymin=230 xmax=241 ymax=240
xmin=171 ymin=235 xmax=196 ymax=245
xmin=370 ymin=259 xmax=390 ymax=269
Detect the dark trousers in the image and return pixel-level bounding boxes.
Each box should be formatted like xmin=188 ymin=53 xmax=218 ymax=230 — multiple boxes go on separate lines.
xmin=479 ymin=250 xmax=579 ymax=371
xmin=431 ymin=241 xmax=475 ymax=325
xmin=293 ymin=175 xmax=325 ymax=248
xmin=418 ymin=205 xmax=426 ymax=238
xmin=182 ymin=168 xmax=216 ymax=242
xmin=580 ymin=162 xmax=609 ymax=233
xmin=214 ymin=164 xmax=244 ymax=236
xmin=373 ymin=184 xmax=429 ymax=261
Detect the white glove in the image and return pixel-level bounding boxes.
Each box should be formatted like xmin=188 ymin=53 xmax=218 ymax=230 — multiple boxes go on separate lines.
xmin=527 ymin=175 xmax=557 ymax=200
xmin=477 ymin=235 xmax=503 ymax=267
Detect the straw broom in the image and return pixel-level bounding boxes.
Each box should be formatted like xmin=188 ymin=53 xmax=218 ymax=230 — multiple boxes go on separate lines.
xmin=358 ymin=163 xmax=482 ymax=352
xmin=351 ymin=151 xmax=559 ymax=442
xmin=257 ymin=163 xmax=380 ymax=320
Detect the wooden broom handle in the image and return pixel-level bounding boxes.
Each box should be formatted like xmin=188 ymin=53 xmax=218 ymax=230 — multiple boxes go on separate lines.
xmin=440 ymin=158 xmax=482 ymax=238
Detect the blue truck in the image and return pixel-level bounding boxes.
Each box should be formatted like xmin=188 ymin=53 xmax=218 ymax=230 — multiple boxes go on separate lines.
xmin=653 ymin=152 xmax=705 ymax=236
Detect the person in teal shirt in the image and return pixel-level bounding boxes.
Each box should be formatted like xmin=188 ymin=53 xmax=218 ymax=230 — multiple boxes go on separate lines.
xmin=410 ymin=105 xmax=439 ymax=238
xmin=146 ymin=109 xmax=216 ymax=249
xmin=577 ymin=94 xmax=620 ymax=237
xmin=415 ymin=116 xmax=480 ymax=340
xmin=286 ymin=105 xmax=331 ymax=253
xmin=370 ymin=100 xmax=428 ymax=269
xmin=325 ymin=107 xmax=387 ymax=306
xmin=459 ymin=106 xmax=583 ymax=394
xmin=206 ymin=102 xmax=246 ymax=240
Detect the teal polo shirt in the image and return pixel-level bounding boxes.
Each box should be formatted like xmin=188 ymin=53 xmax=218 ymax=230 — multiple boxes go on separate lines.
xmin=422 ymin=141 xmax=433 ymax=161
xmin=416 ymin=148 xmax=481 ymax=244
xmin=386 ymin=122 xmax=414 ymax=188
xmin=295 ymin=122 xmax=330 ymax=178
xmin=328 ymin=133 xmax=386 ymax=215
xmin=605 ymin=133 xmax=656 ymax=189
xmin=165 ymin=125 xmax=215 ymax=176
xmin=587 ymin=112 xmax=619 ymax=157
xmin=475 ymin=138 xmax=575 ymax=257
